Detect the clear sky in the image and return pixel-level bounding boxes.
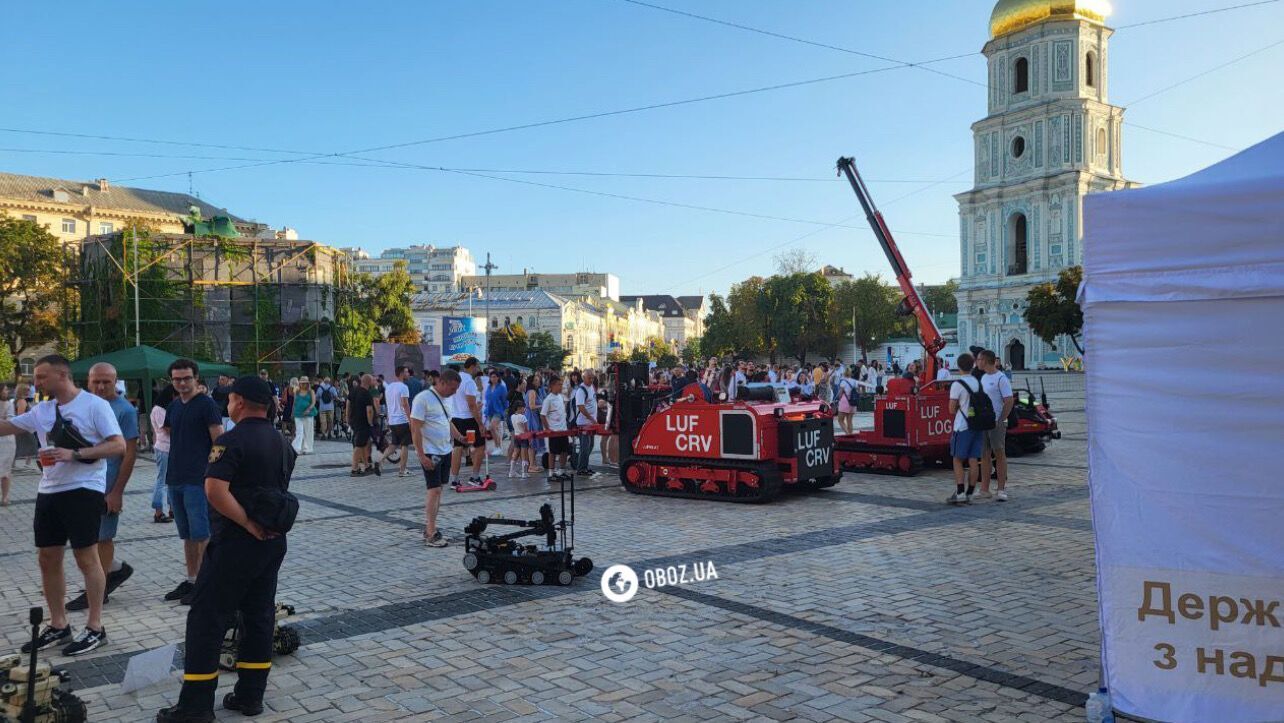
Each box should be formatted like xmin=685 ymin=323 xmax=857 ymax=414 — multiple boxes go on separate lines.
xmin=3 ymin=1 xmax=1281 ymax=298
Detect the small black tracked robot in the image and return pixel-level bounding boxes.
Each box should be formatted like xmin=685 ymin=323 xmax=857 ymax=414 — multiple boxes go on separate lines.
xmin=462 ymin=470 xmax=592 ymax=586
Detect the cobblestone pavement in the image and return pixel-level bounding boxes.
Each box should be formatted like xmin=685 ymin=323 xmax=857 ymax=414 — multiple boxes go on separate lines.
xmin=0 ymin=381 xmax=1098 ymax=722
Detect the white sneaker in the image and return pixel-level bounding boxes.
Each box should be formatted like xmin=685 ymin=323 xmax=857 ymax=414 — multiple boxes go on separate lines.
xmin=948 ymin=492 xmax=969 ymax=505
xmin=976 ymin=490 xmax=993 ymax=499
xmin=996 ymin=490 xmax=1009 ymax=502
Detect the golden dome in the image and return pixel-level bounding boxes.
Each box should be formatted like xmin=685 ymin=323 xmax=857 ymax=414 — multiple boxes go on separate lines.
xmin=989 ymin=0 xmax=1112 ymax=38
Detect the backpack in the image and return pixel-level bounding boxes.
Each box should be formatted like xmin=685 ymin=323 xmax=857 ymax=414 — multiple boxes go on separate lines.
xmin=320 ymin=385 xmax=334 ymax=404
xmin=954 ymin=376 xmax=995 ymax=431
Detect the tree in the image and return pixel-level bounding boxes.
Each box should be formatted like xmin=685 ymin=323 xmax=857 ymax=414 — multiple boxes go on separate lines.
xmin=335 ymin=273 xmax=381 ymax=359
xmin=774 ymin=248 xmax=817 ymax=275
xmin=0 ymin=213 xmax=67 ymax=358
xmin=526 ymin=331 xmax=568 ymax=370
xmin=375 ymin=261 xmax=420 ymax=343
xmin=830 ymin=273 xmax=908 ymax=361
xmin=645 ymin=336 xmax=679 ymax=367
xmin=1025 ymin=265 xmax=1084 ymax=354
xmin=762 ymin=272 xmax=835 ymax=364
xmin=489 ymin=322 xmax=529 ymax=364
xmin=0 ymin=343 xmax=13 ymax=382
xmin=679 ymin=337 xmax=703 ymax=366
xmin=922 ymin=279 xmax=959 ymax=315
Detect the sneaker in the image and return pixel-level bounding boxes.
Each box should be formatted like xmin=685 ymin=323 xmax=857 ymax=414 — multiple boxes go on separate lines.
xmin=579 ymin=470 xmax=598 ymax=478
xmin=180 ymin=590 xmax=195 ymax=606
xmin=976 ymin=490 xmax=993 ymax=499
xmin=153 ymin=511 xmax=173 ymax=523
xmin=947 ymin=492 xmax=969 ymax=505
xmin=61 ymin=626 xmax=107 ymax=656
xmin=425 ymin=531 xmax=448 ymax=548
xmin=223 ymin=692 xmax=264 ymax=716
xmin=156 ymin=705 xmax=216 ymax=723
xmin=21 ymin=625 xmax=71 ymax=653
xmin=349 ymin=468 xmax=366 ymax=477
xmin=66 ymin=591 xmax=108 ymax=612
xmin=373 ymin=461 xmax=382 ymax=476
xmin=398 ymin=470 xmax=412 ymax=478
xmin=164 ymin=580 xmax=194 ymax=602
xmin=996 ymin=490 xmax=1009 ymax=502
xmin=106 ymin=561 xmax=134 ymax=594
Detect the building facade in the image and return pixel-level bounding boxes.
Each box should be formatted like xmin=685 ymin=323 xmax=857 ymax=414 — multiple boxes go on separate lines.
xmin=344 ymin=244 xmax=476 ymax=293
xmin=955 ymin=0 xmax=1135 ymax=369
xmin=461 ymin=272 xmax=620 ymax=302
xmin=619 ymin=295 xmax=701 ymax=349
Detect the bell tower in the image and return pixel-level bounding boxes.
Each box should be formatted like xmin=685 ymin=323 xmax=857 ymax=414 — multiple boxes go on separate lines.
xmin=954 ymin=0 xmax=1134 ymax=369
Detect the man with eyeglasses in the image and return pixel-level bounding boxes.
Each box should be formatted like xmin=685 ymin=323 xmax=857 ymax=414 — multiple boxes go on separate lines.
xmin=163 ymin=359 xmax=224 ymax=605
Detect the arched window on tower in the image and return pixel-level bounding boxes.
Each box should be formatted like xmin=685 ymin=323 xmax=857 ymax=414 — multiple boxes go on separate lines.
xmin=1097 ymin=128 xmax=1107 ymax=157
xmin=1007 ymin=213 xmax=1028 ymax=276
xmin=1013 ymin=57 xmax=1029 ymax=94
xmin=1086 ymin=52 xmax=1096 ymax=88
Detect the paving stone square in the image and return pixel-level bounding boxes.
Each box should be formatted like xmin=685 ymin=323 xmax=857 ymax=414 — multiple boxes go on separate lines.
xmin=0 ymin=378 xmax=1100 ymax=721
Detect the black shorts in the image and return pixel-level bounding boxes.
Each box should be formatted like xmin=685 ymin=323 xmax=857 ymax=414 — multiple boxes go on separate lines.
xmin=390 ymin=423 xmax=412 ymax=447
xmin=548 ymin=435 xmax=570 ymax=455
xmin=351 ymin=425 xmax=371 ymax=448
xmin=422 ymin=454 xmax=451 ymax=489
xmin=451 ymin=418 xmax=482 ymax=448
xmin=34 ymin=488 xmax=105 ymax=549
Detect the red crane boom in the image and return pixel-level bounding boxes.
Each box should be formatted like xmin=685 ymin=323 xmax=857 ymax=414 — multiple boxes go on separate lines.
xmin=836 ymin=156 xmax=946 ymax=383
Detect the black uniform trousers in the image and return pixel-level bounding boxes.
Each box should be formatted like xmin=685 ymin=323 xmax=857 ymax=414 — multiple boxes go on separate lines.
xmin=177 ymin=530 xmax=287 ymax=711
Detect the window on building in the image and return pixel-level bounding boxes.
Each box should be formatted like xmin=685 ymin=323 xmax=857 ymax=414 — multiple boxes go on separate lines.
xmin=61 ymin=218 xmax=76 ymax=234
xmin=1011 ymin=136 xmax=1026 ymax=158
xmin=422 ymin=323 xmax=434 ymax=344
xmin=1007 ymin=213 xmax=1029 ymax=276
xmin=1097 ymin=128 xmax=1107 ymax=156
xmin=21 ymin=214 xmax=37 ymax=222
xmin=565 ymin=335 xmax=575 ymax=352
xmin=1086 ymin=52 xmax=1096 ymax=87
xmin=1013 ymin=57 xmax=1029 ymax=94
xmin=20 ymin=358 xmax=35 ymax=375
xmin=99 ymin=222 xmax=114 ymax=234
xmin=491 ymin=317 xmax=499 ymax=328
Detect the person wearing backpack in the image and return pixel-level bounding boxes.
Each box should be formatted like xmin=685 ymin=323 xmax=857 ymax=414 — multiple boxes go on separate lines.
xmin=977 ymin=350 xmax=1015 ymax=501
xmin=947 ymin=353 xmax=990 ymax=505
xmin=316 ymin=377 xmax=336 ymax=440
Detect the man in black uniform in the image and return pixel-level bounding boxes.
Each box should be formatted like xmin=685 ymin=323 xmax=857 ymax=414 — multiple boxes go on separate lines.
xmin=158 ymin=376 xmax=293 ymax=723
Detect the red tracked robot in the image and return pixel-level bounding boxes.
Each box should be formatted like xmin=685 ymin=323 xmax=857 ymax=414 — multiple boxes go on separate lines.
xmin=611 ymin=363 xmax=840 ymax=502
xmin=832 ymin=157 xmax=1058 ymax=475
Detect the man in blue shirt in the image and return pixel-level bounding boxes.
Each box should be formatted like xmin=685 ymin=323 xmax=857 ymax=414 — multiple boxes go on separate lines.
xmin=163 ymin=359 xmax=224 ymax=605
xmin=64 ymin=363 xmax=140 ymax=612
xmin=315 ymin=376 xmax=337 ymax=439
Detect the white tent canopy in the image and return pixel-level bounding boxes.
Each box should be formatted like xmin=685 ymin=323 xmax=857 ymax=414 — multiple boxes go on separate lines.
xmin=1082 ymin=131 xmax=1284 ymax=722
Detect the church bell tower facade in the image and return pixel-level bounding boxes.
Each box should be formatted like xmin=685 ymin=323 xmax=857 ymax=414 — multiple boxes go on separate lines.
xmin=955 ymin=0 xmax=1134 ymax=369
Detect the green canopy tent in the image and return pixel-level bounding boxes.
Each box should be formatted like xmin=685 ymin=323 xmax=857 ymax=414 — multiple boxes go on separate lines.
xmin=336 ymin=357 xmax=372 ymax=377
xmin=493 ymin=362 xmax=533 ymax=375
xmin=69 ymin=345 xmax=239 ymax=413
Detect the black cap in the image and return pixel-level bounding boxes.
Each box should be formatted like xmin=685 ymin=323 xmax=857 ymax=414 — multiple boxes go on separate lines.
xmin=230 ymin=375 xmax=274 ymax=406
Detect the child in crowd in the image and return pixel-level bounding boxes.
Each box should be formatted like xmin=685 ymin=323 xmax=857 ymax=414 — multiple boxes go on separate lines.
xmin=508 ymin=398 xmax=530 ymax=478
xmin=540 ymin=376 xmax=571 ymax=481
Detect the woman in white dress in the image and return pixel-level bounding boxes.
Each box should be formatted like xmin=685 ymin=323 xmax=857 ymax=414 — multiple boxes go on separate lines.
xmin=0 ymin=386 xmax=15 ymax=506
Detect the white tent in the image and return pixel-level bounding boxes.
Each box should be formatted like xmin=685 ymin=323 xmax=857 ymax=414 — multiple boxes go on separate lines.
xmin=1081 ymin=131 xmax=1284 ymax=722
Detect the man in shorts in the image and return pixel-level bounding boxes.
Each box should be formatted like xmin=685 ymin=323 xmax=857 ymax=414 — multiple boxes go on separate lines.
xmin=977 ymin=350 xmax=1015 ymax=501
xmin=0 ymin=355 xmax=125 ymax=656
xmin=65 ymin=363 xmax=139 ymax=611
xmin=316 ymin=376 xmax=337 ymax=439
xmin=348 ymin=374 xmax=376 ymax=475
xmin=946 ymin=353 xmax=982 ymax=505
xmin=383 ymin=366 xmax=413 ymax=477
xmin=411 ymin=369 xmax=466 ymax=547
xmin=163 ymin=359 xmax=224 ymax=605
xmin=449 ymin=357 xmax=485 ymax=486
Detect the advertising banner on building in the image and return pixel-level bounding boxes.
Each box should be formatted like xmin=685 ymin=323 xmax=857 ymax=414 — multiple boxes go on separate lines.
xmin=1081 ymin=133 xmax=1284 ymax=722
xmin=372 ymin=343 xmax=441 ymax=379
xmin=441 ymin=316 xmax=486 ymax=365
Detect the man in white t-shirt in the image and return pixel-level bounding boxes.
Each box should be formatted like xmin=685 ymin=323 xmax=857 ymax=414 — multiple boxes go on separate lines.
xmin=411 ymin=369 xmax=466 ymax=547
xmin=449 ymin=357 xmax=485 ymax=486
xmin=0 ymin=354 xmax=125 ymax=656
xmin=540 ymin=376 xmax=570 ymax=481
xmin=977 ymin=350 xmax=1015 ymax=501
xmin=572 ymin=370 xmax=599 ymax=478
xmin=946 ymin=353 xmax=983 ymax=505
xmin=383 ymin=366 xmax=413 ymax=477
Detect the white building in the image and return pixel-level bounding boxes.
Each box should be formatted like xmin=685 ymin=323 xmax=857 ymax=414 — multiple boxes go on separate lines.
xmin=955 ymin=0 xmax=1136 ymax=369
xmin=459 ymin=271 xmax=620 ymax=302
xmin=343 ymin=244 xmax=476 ymax=293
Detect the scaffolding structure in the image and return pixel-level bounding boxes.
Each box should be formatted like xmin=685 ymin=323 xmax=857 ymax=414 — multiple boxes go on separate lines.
xmin=71 ymin=231 xmax=347 ymax=376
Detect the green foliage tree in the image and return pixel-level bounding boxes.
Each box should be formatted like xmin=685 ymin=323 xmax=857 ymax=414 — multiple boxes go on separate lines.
xmin=375 ymin=261 xmax=420 ymax=343
xmin=488 ymin=322 xmax=529 ymax=364
xmin=1025 ymin=265 xmax=1084 ymax=354
xmin=334 ymin=273 xmax=380 ymax=359
xmin=922 ymin=279 xmax=959 ymax=315
xmin=679 ymin=337 xmax=702 ymax=367
xmin=526 ymin=331 xmax=568 ymax=370
xmin=699 ymin=294 xmax=737 ymax=357
xmin=0 ymin=213 xmax=68 ymax=358
xmin=0 ymin=343 xmax=14 ymax=381
xmin=831 ymin=273 xmax=908 ymax=361
xmin=762 ymin=272 xmax=835 ymax=364
xmin=645 ymin=336 xmax=679 ymax=367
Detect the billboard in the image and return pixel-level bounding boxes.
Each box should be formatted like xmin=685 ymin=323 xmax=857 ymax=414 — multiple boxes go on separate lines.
xmin=441 ymin=316 xmax=486 ymax=365
xmin=372 ymin=343 xmax=441 ymax=379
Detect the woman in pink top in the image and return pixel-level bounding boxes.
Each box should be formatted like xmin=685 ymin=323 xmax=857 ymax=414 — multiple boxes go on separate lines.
xmin=149 ymin=386 xmax=175 ymax=523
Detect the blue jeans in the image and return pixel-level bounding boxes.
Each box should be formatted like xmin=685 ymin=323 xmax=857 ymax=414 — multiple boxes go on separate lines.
xmin=151 ymin=451 xmax=170 ymax=511
xmin=575 ymin=432 xmax=594 ymax=473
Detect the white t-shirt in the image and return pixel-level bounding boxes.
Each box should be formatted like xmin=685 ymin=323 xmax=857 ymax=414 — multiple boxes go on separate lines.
xmin=936 ymin=368 xmax=952 ymax=381
xmin=384 ymin=381 xmax=410 ymax=425
xmin=410 ymin=388 xmax=453 ymax=455
xmin=451 ymin=373 xmax=479 ymax=420
xmin=541 ymin=392 xmax=567 ymax=432
xmin=950 ymin=375 xmax=981 ymax=432
xmin=510 ymin=413 xmax=529 ymax=437
xmin=982 ymin=372 xmax=1014 ymax=425
xmin=11 ymin=390 xmax=123 ymax=494
xmin=573 ymin=384 xmax=598 ymax=427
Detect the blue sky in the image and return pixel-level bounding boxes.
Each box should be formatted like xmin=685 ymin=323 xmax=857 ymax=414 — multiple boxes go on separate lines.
xmin=3 ymin=1 xmax=1281 ymax=297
